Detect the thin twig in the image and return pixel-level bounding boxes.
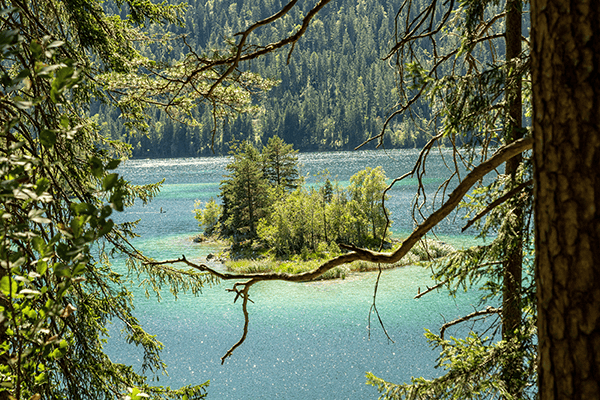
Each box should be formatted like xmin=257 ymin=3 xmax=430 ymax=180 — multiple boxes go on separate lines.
xmin=367 ymin=265 xmax=395 ymax=343
xmin=414 ymin=279 xmax=448 ymax=299
xmin=440 ymin=306 xmax=501 ymax=339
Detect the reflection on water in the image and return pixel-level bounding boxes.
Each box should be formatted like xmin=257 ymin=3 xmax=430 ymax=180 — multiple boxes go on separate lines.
xmin=107 ymin=150 xmax=487 ymax=399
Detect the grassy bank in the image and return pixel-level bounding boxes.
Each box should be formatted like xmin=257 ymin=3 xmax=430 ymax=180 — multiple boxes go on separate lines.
xmin=223 ymin=238 xmax=455 ymax=281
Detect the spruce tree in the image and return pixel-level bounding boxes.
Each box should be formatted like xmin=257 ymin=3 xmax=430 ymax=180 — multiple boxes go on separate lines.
xmin=262 ymin=135 xmax=300 ymax=192
xmin=220 ymin=142 xmax=271 ymax=240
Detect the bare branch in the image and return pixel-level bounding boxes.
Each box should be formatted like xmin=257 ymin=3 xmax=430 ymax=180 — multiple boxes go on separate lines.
xmin=221 ymin=279 xmax=258 ymax=364
xmin=203 ymin=0 xmax=333 ymax=95
xmin=368 ymin=266 xmax=395 ymax=343
xmin=440 ymin=306 xmax=501 ymax=339
xmin=414 ymin=279 xmax=448 ymax=299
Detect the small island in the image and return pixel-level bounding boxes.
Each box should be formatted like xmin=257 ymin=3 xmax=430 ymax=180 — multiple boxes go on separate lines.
xmin=194 ymin=137 xmax=454 ymax=280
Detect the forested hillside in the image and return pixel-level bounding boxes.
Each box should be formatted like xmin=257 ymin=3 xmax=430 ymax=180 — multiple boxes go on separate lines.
xmin=95 ymin=0 xmax=431 ymax=157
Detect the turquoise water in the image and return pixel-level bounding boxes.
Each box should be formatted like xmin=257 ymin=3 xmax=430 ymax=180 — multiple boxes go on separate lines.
xmin=108 ymin=149 xmax=488 ymax=399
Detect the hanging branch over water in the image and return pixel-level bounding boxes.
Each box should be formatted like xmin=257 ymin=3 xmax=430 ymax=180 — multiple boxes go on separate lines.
xmin=440 ymin=306 xmax=502 ymax=340
xmin=145 ymin=136 xmax=532 ymax=361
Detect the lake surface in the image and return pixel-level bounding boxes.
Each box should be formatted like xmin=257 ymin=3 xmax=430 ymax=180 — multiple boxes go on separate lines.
xmin=108 ymin=149 xmax=489 ymax=399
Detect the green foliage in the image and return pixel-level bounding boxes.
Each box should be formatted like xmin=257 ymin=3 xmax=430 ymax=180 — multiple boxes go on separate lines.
xmin=262 ymin=135 xmax=300 ymax=191
xmin=367 ymin=317 xmax=537 ymax=400
xmin=206 ymin=138 xmax=392 ymax=258
xmin=193 ymin=198 xmax=222 ymax=236
xmin=257 ymin=168 xmax=391 ymax=257
xmin=219 ymin=141 xmax=272 ymax=240
xmin=209 ymin=137 xmax=301 ymax=242
xmin=348 ymin=166 xmax=389 ymax=244
xmin=0 ymin=2 xmax=232 ymax=398
xmin=95 ymin=0 xmax=434 ymax=157
xmin=363 ymin=0 xmax=535 ymax=398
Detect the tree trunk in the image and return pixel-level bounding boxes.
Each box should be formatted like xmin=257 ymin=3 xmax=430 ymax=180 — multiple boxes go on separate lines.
xmin=502 ymin=0 xmax=524 ymax=395
xmin=532 ymin=0 xmax=600 ymax=398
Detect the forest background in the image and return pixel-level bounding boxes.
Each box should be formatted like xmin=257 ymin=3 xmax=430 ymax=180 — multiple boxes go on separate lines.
xmin=98 ymin=0 xmax=453 ymax=157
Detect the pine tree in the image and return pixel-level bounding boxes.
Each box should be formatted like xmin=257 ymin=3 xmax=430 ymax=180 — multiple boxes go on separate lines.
xmin=220 ymin=142 xmax=271 ymax=240
xmin=262 ymin=135 xmax=300 ymax=192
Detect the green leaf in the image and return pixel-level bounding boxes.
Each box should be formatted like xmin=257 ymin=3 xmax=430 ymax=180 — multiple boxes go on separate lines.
xmin=111 ymin=194 xmax=124 ymax=212
xmin=71 ymin=216 xmax=84 ymax=238
xmin=39 ymin=129 xmax=57 ymax=148
xmin=15 ymin=68 xmax=30 ymax=81
xmin=102 ymin=173 xmax=119 ymax=191
xmin=32 ymin=236 xmax=44 ymax=254
xmin=36 ymin=261 xmax=48 ymax=276
xmin=34 ymin=372 xmax=47 ymax=384
xmin=30 ymin=40 xmax=43 ymax=58
xmin=72 ymin=263 xmax=87 ymax=277
xmin=0 ymin=277 xmax=9 ymax=296
xmin=97 ymin=219 xmax=114 ymax=237
xmin=60 ymin=115 xmax=70 ymax=129
xmin=53 ymin=263 xmax=71 ymax=278
xmin=89 ymin=156 xmax=104 ymax=178
xmin=106 ymin=159 xmax=121 ymax=170
xmin=71 ymin=202 xmax=94 ymax=216
xmin=0 ymin=276 xmax=17 ymax=297
xmin=35 ymin=177 xmax=50 ymax=195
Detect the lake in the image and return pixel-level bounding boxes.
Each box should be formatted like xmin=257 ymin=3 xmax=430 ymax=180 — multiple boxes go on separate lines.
xmin=108 ymin=148 xmax=489 ymax=399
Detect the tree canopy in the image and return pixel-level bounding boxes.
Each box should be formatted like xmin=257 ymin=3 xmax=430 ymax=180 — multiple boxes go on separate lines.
xmin=0 ymin=0 xmax=269 ymax=397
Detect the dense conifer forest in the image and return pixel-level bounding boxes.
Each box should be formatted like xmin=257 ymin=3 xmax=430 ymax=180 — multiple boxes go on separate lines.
xmin=95 ymin=0 xmax=434 ymax=157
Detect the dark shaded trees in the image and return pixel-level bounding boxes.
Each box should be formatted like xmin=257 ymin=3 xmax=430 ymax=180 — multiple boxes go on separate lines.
xmin=219 ymin=142 xmax=272 ymax=240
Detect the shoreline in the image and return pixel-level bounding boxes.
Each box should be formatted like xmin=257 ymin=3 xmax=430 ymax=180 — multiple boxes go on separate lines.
xmin=191 ymin=234 xmax=455 ymax=281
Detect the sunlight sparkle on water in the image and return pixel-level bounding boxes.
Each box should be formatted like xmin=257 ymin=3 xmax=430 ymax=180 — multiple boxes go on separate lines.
xmin=107 ymin=150 xmax=488 ymax=399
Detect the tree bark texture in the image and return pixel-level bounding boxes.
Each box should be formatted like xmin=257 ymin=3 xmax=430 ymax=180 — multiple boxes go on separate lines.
xmin=502 ymin=0 xmax=524 ymax=341
xmin=532 ymin=0 xmax=600 ymax=398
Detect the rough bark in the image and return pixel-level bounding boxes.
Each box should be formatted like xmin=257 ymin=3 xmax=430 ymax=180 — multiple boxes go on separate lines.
xmin=532 ymin=0 xmax=600 ymax=398
xmin=502 ymin=0 xmax=524 ymax=395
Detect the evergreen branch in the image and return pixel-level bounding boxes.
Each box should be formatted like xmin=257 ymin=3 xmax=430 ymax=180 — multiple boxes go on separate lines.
xmin=462 ymin=179 xmax=533 ymax=232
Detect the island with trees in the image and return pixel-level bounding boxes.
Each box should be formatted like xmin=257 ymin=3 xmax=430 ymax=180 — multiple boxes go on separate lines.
xmin=194 ymin=136 xmax=454 ymax=278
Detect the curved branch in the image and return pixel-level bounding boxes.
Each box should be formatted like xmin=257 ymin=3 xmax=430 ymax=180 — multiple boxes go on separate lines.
xmin=220 ymin=279 xmax=258 ymax=364
xmin=205 ymin=0 xmax=332 ymax=95
xmin=440 ymin=306 xmax=501 ymax=339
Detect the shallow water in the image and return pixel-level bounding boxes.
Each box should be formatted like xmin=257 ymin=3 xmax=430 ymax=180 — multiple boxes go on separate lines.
xmin=107 ymin=149 xmax=487 ymax=399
